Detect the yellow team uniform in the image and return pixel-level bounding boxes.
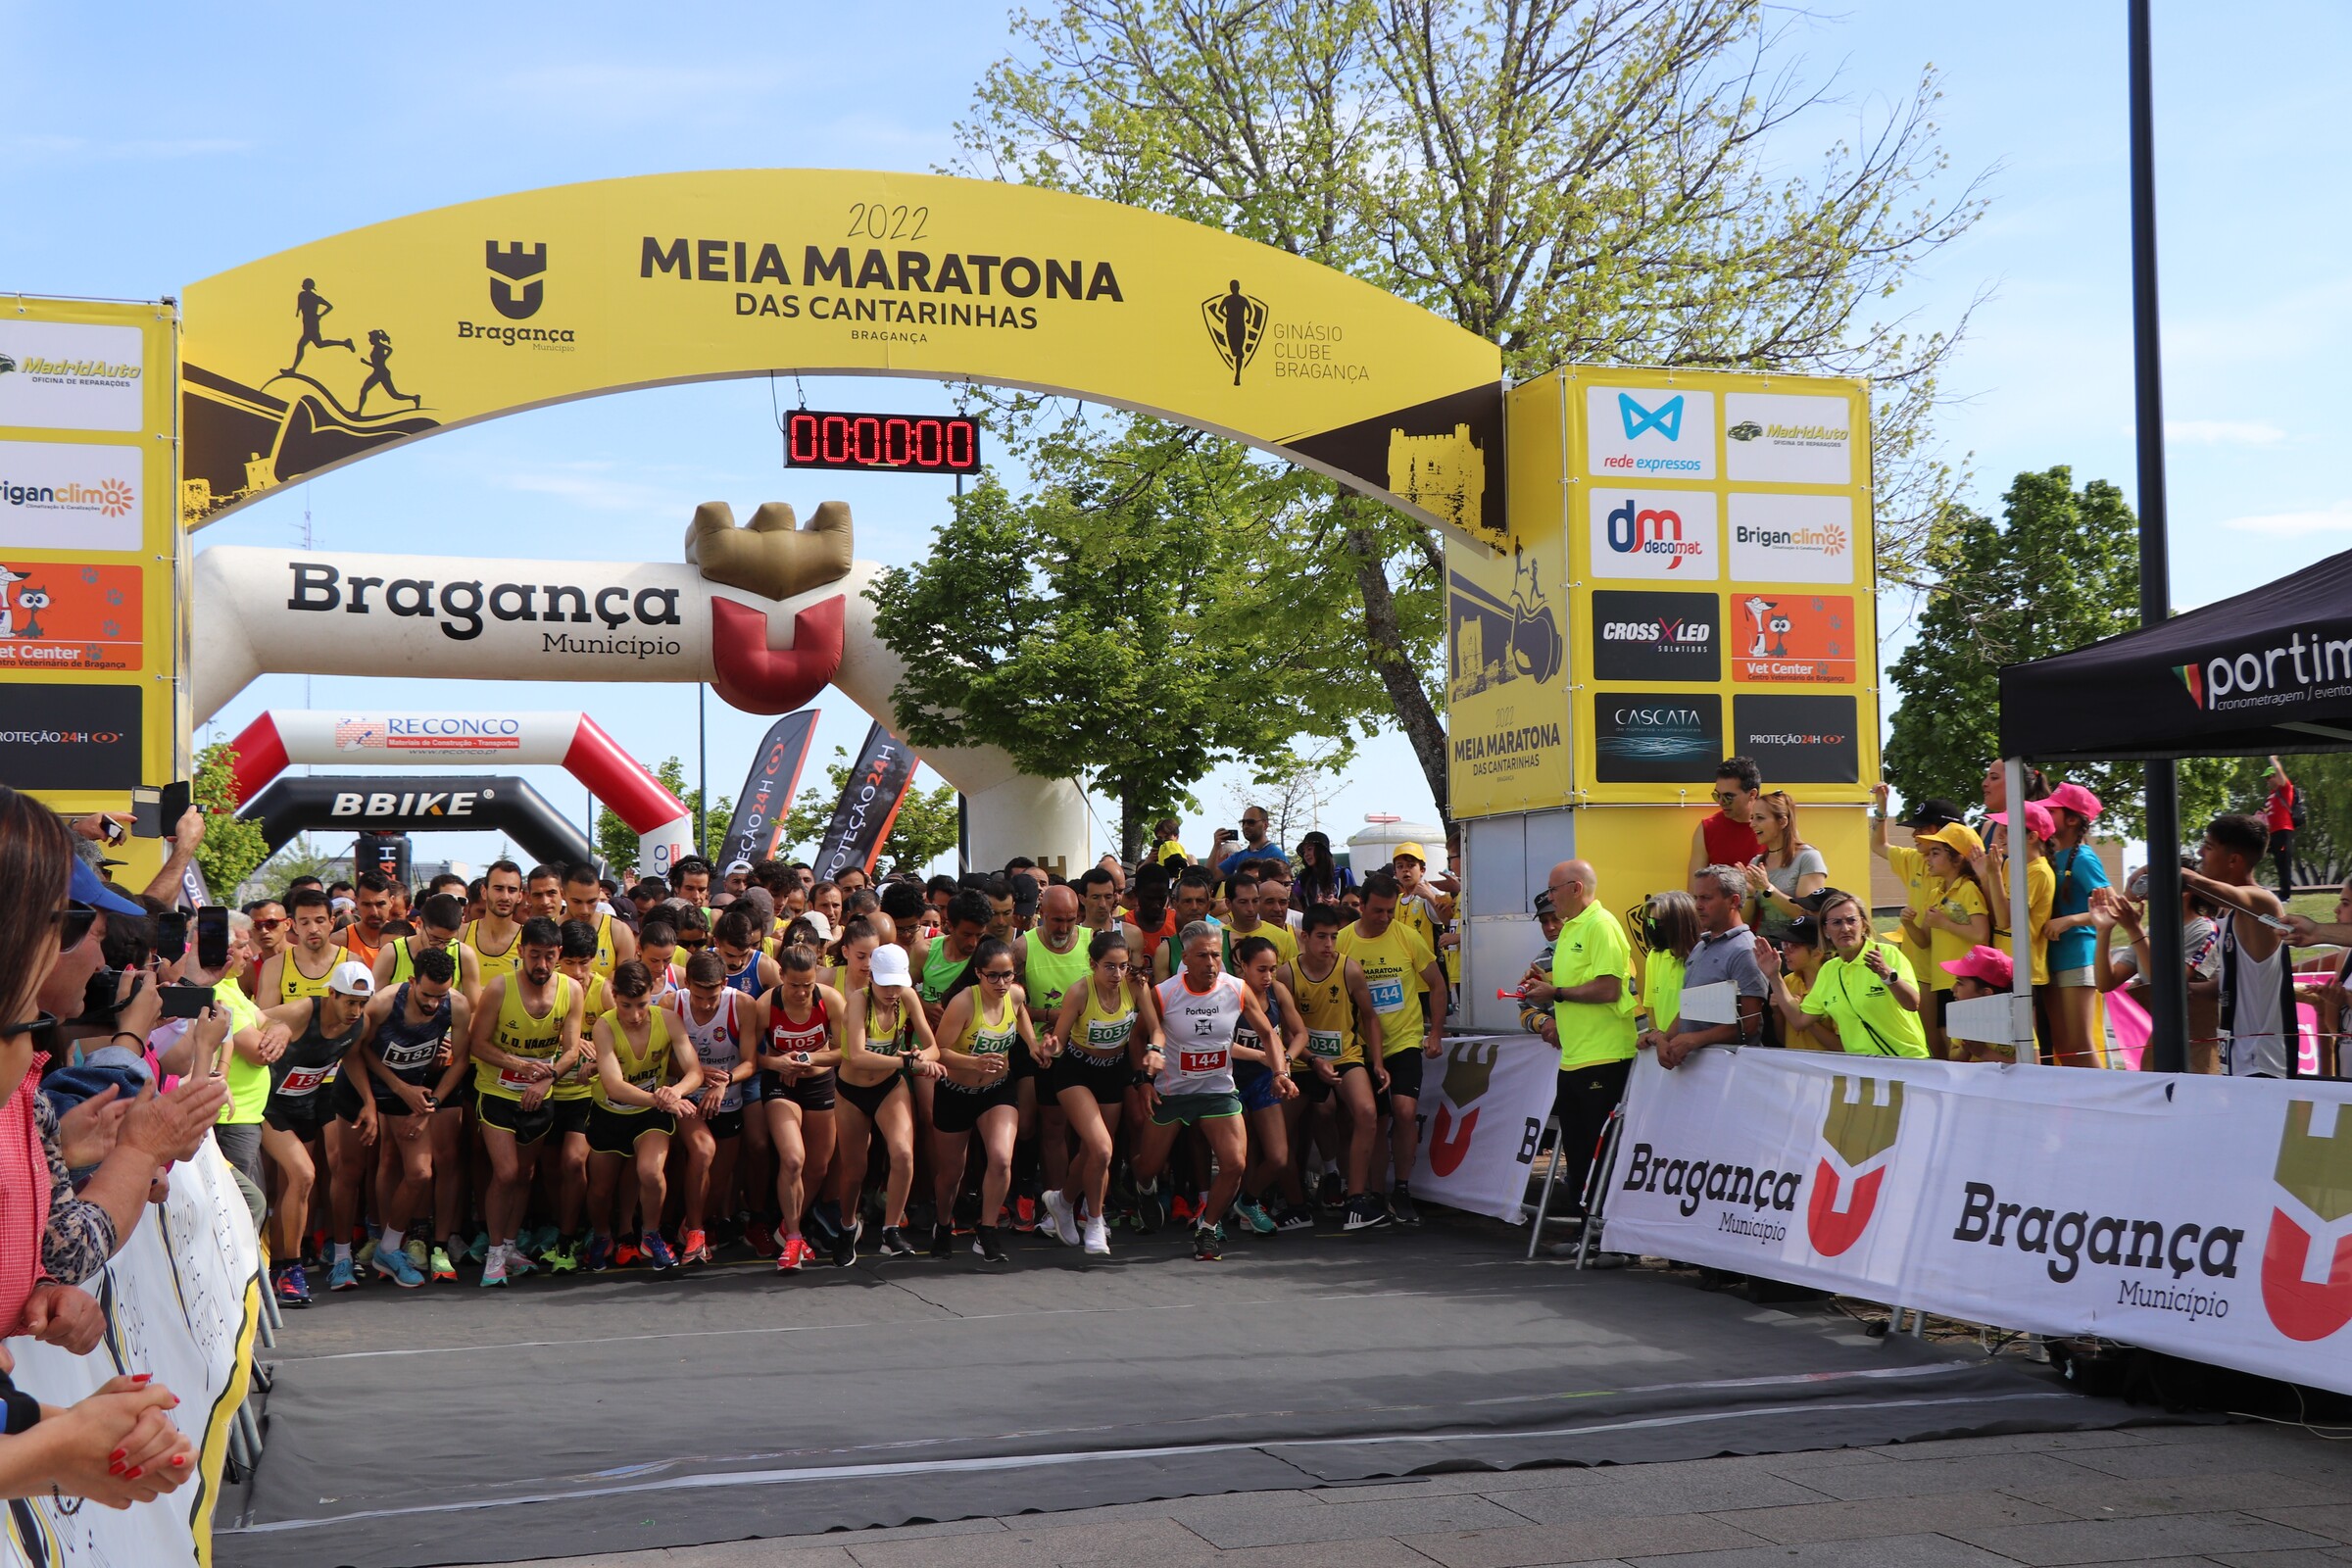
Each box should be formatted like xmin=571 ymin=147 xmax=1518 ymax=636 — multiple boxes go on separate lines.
xmin=1069 ymin=979 xmax=1140 ymax=1061
xmin=553 ymin=973 xmax=612 ymax=1102
xmin=1336 ymin=920 xmax=1436 ymax=1059
xmin=474 ymin=973 xmax=579 ymax=1101
xmin=1927 ymin=879 xmax=1988 ymax=990
xmin=596 ymin=1005 xmax=677 ymax=1112
xmin=275 ymin=945 xmax=348 ymax=1004
xmin=1288 ymin=954 xmax=1364 ymax=1068
xmin=466 ymin=918 xmax=524 ymax=989
xmin=384 ymin=934 xmax=461 ymax=986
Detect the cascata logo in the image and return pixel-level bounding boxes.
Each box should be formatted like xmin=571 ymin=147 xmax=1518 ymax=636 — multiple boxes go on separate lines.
xmin=1808 ymin=1075 xmax=1902 ymax=1256
xmin=1604 ymin=498 xmax=1702 ymax=568
xmin=2262 ymin=1100 xmax=2352 ymax=1342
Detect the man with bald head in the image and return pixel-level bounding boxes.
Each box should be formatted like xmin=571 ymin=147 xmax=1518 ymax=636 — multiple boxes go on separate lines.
xmin=1522 ymin=860 xmax=1638 ymax=1232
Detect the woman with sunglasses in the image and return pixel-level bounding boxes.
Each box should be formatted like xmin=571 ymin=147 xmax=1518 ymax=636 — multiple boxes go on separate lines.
xmin=833 ymin=920 xmax=942 ymax=1262
xmin=1038 ymin=929 xmax=1160 ymax=1256
xmin=1755 ymin=890 xmax=1930 ymax=1057
xmin=0 ymin=786 xmax=202 ymax=1507
xmin=928 ymin=937 xmax=1040 ymax=1262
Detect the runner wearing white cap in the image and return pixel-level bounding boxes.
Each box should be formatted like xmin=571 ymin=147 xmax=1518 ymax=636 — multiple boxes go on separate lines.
xmin=257 ymin=960 xmax=373 ymax=1305
xmin=833 ymin=923 xmax=942 ymax=1260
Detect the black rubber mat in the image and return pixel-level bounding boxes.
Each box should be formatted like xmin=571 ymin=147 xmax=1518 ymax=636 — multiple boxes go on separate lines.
xmin=220 ymin=1219 xmax=2140 ymax=1567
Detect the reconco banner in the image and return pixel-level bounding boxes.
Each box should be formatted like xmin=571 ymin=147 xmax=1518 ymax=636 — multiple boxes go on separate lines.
xmin=1410 ymin=1033 xmax=1559 ymax=1223
xmin=5 ymin=1145 xmax=260 ymax=1566
xmin=812 ymin=722 xmax=918 ymax=881
xmin=1604 ymin=1051 xmax=2352 ymax=1396
xmin=719 ymin=710 xmax=817 ymax=871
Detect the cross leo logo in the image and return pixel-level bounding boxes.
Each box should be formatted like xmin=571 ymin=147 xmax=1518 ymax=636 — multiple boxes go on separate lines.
xmin=2261 ymin=1100 xmax=2352 ymax=1342
xmin=1806 ymin=1075 xmax=1903 ymax=1256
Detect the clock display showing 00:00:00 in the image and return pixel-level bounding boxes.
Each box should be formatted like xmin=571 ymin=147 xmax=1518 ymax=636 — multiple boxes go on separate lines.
xmin=784 ymin=410 xmax=981 ymax=474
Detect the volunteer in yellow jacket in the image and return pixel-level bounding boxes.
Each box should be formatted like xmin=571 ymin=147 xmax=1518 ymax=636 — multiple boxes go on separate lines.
xmin=1756 ymin=889 xmax=1930 ymax=1057
xmin=1520 ymin=860 xmax=1637 ymax=1226
xmin=1871 ymin=785 xmax=1960 ymax=1052
xmin=1335 ymin=870 xmax=1445 ymax=1226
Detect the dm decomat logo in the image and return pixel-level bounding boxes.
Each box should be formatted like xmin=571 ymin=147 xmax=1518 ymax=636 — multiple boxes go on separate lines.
xmin=2262 ymin=1100 xmax=2352 ymax=1342
xmin=1807 ymin=1075 xmax=1904 ymax=1256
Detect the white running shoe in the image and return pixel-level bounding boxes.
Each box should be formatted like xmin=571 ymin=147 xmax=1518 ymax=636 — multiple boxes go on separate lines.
xmin=1082 ymin=1215 xmax=1110 ymax=1256
xmin=1041 ymin=1190 xmax=1081 ymax=1248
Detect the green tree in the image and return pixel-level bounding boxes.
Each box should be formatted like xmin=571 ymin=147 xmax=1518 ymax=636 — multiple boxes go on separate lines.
xmin=869 ymin=420 xmax=1372 ymax=861
xmin=255 ymin=837 xmax=341 ymax=900
xmin=192 ymin=739 xmax=270 ymax=898
xmin=595 ymin=756 xmax=730 ymax=877
xmin=1883 ymin=467 xmax=2248 ymax=841
xmin=780 ymin=748 xmax=963 ymax=873
xmin=960 ymin=0 xmax=1988 ymax=812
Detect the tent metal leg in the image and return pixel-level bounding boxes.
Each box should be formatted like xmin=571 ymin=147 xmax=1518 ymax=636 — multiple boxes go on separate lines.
xmin=1526 ymin=1114 xmax=1563 ymax=1260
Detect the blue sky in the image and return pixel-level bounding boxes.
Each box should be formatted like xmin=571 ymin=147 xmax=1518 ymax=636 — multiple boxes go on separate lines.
xmin=5 ymin=2 xmax=2342 ymax=873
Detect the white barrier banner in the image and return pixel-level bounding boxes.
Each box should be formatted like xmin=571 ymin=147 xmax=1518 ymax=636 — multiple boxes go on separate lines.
xmin=4 ymin=1145 xmax=261 ymax=1567
xmin=1604 ymin=1050 xmax=2352 ymax=1396
xmin=1412 ymin=1033 xmax=1559 ymax=1223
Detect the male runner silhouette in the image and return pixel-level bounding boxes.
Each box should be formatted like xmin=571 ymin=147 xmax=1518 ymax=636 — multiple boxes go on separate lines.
xmin=284 ymin=279 xmax=356 ymax=374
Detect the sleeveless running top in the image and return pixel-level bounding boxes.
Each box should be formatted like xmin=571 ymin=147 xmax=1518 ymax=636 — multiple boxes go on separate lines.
xmin=724 ymin=950 xmax=763 ymax=999
xmin=340 ymin=926 xmax=384 ymax=969
xmin=1152 ymin=970 xmax=1245 ymax=1097
xmin=384 ymin=934 xmax=459 ymax=987
xmin=856 ymin=986 xmax=914 ymax=1065
xmin=941 ymin=990 xmax=1018 ymax=1091
xmin=597 ymin=1007 xmax=677 ymax=1113
xmin=552 ymin=973 xmax=612 ymax=1101
xmin=1129 ymin=908 xmax=1178 ymax=968
xmin=1701 ymin=810 xmax=1763 ymax=868
xmin=268 ymin=1000 xmax=365 ymax=1112
xmin=918 ymin=937 xmax=970 ymax=1004
xmin=275 ymin=945 xmax=347 ymax=1005
xmin=373 ymin=983 xmax=453 ymax=1085
xmin=473 ymin=972 xmax=578 ymax=1101
xmin=466 ymin=918 xmax=522 ymax=987
xmin=1023 ymin=929 xmax=1093 ymax=1015
xmin=589 ymin=912 xmax=618 ymax=979
xmin=766 ymin=988 xmax=838 ymax=1092
xmin=1290 ymin=956 xmax=1362 ymax=1066
xmin=1069 ymin=977 xmax=1138 ymax=1065
xmin=682 ymin=990 xmax=750 ymax=1112
xmin=1232 ymin=984 xmax=1287 ymax=1075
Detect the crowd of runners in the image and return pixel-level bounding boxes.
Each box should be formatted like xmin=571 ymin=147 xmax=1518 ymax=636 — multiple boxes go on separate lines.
xmin=220 ymin=841 xmax=1457 ymax=1303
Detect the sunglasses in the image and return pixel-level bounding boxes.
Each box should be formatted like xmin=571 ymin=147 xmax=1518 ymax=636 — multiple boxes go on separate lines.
xmin=252 ymin=916 xmax=285 ymax=928
xmin=0 ymin=1012 xmax=59 ymax=1049
xmin=979 ymin=968 xmax=1017 ymax=982
xmin=676 ymin=936 xmax=710 ymax=948
xmin=57 ymin=901 xmax=98 ymax=954
xmin=1712 ymin=789 xmax=1742 ymax=804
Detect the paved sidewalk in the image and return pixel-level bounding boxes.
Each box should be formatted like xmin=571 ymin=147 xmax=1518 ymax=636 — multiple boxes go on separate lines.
xmin=484 ymin=1418 xmax=2352 ymax=1567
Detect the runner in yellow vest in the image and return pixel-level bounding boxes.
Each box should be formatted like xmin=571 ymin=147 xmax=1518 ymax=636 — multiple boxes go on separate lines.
xmin=564 ymin=862 xmax=638 ymax=978
xmin=1281 ymin=904 xmax=1389 ymax=1232
xmin=463 ymin=916 xmax=583 ymax=1288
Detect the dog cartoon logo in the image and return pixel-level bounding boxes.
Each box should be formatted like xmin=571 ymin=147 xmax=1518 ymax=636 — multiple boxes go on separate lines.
xmin=1807 ymin=1075 xmax=1903 ymax=1256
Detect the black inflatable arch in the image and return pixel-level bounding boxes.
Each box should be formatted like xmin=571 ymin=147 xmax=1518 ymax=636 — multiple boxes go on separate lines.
xmin=238 ymin=775 xmax=596 ymax=870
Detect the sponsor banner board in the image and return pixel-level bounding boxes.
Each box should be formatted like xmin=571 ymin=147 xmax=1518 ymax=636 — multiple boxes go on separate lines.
xmin=0 ymin=437 xmax=143 ymax=553
xmin=6 ymin=1145 xmax=259 ymax=1566
xmin=1728 ymin=492 xmax=1856 ymax=586
xmin=0 ymin=560 xmax=143 ymax=670
xmin=1446 ymin=528 xmax=1570 ymax=816
xmin=1592 ymin=692 xmax=1723 ymax=785
xmin=1732 ymin=592 xmax=1855 ymax=684
xmin=1584 ymin=384 xmax=1716 ymax=480
xmin=1591 ymin=589 xmax=1720 ymax=683
xmin=1411 ymin=1033 xmax=1562 ymax=1223
xmin=0 ymin=681 xmax=142 ymax=789
xmin=1604 ymin=1049 xmax=2352 ymax=1396
xmin=0 ymin=318 xmax=146 ymax=432
xmin=1724 ymin=392 xmax=1855 ymax=485
xmin=1733 ymin=694 xmax=1861 ymax=784
xmin=721 ymin=710 xmax=818 ymax=870
xmin=1588 ymin=488 xmax=1719 ymax=581
xmin=813 ymin=721 xmax=921 ymax=881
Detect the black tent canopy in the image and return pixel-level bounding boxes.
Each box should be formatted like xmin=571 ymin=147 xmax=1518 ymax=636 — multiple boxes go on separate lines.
xmin=2000 ymin=545 xmax=2352 ymax=762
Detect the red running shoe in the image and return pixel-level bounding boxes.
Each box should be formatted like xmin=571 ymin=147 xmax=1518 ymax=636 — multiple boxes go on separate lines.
xmin=1171 ymin=1195 xmax=1200 ymax=1224
xmin=1011 ymin=1197 xmax=1040 ymax=1233
xmin=612 ymin=1237 xmax=641 ymax=1270
xmin=776 ymin=1235 xmax=808 ymax=1272
xmin=680 ymin=1229 xmax=712 ymax=1266
xmin=747 ymin=1220 xmax=780 ymax=1259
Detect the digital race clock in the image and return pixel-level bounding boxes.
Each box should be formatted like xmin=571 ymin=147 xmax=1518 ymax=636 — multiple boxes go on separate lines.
xmin=783 ymin=410 xmax=982 ymax=474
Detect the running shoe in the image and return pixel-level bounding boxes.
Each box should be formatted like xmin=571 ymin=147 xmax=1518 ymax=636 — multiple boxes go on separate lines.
xmin=428 ymin=1245 xmax=458 ymax=1283
xmin=467 ymin=1231 xmax=490 ymax=1263
xmin=275 ymin=1265 xmax=312 ymax=1307
xmin=405 ymin=1237 xmax=430 ymax=1274
xmin=1343 ymin=1195 xmax=1393 ymax=1233
xmin=1132 ymin=1179 xmax=1165 ymax=1235
xmin=545 ymin=1239 xmax=581 ymax=1275
xmin=640 ymin=1230 xmax=680 ymax=1272
xmin=1388 ymin=1187 xmax=1421 ymax=1227
xmin=876 ymin=1225 xmax=915 ymax=1258
xmin=585 ymin=1233 xmax=614 ymax=1274
xmin=777 ymin=1235 xmax=808 ymax=1272
xmin=613 ymin=1237 xmax=642 ymax=1270
xmin=1193 ymin=1222 xmax=1224 ymax=1261
xmin=1275 ymin=1203 xmax=1317 ymax=1234
xmin=1082 ymin=1216 xmax=1111 ymax=1256
xmin=328 ymin=1255 xmax=359 ymax=1292
xmin=805 ymin=1203 xmax=839 ymax=1249
xmin=1041 ymin=1190 xmax=1080 ymax=1248
xmin=354 ymin=1236 xmax=376 ymax=1269
xmin=479 ymin=1249 xmax=509 ymax=1289
xmin=832 ymin=1219 xmax=859 ymax=1269
xmin=746 ymin=1220 xmax=781 ymax=1259
xmin=372 ymin=1244 xmax=425 ymax=1289
xmin=1171 ymin=1194 xmax=1200 ymax=1225
xmin=680 ymin=1229 xmax=713 ymax=1266
xmin=1317 ymin=1170 xmax=1346 ymax=1210
xmin=506 ymin=1243 xmax=539 ymax=1279
xmin=1010 ymin=1196 xmax=1040 ymax=1233
xmin=532 ymin=1224 xmax=564 ymax=1259
xmin=930 ymin=1223 xmax=955 ymax=1259
xmin=1232 ymin=1196 xmax=1276 ymax=1236
xmin=973 ymin=1225 xmax=1007 ymax=1262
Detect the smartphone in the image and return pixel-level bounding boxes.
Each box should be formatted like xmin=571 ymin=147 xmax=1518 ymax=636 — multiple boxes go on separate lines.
xmin=130 ymin=786 xmax=163 ymax=839
xmin=196 ymin=906 xmax=230 ymax=972
xmin=159 ymin=983 xmax=214 ymax=1020
xmin=152 ymin=909 xmax=189 ymax=964
xmin=158 ymin=779 xmax=191 ymax=834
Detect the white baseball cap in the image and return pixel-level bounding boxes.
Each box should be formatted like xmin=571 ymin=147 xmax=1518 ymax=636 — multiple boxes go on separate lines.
xmin=725 ymin=858 xmax=754 ymax=877
xmin=871 ymin=946 xmax=912 ymax=988
xmin=327 ymin=959 xmax=376 ymax=998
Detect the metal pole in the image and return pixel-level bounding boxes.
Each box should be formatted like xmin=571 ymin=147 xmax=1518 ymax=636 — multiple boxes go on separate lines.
xmin=2005 ymin=757 xmax=2037 ymax=1058
xmin=2130 ymin=0 xmax=2188 ymax=1073
xmin=697 ymin=684 xmax=709 ymax=864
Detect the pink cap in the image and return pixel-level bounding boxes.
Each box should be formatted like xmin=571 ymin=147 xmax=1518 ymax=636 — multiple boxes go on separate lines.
xmin=2043 ymin=782 xmax=2102 ymax=823
xmin=1993 ymin=801 xmax=2057 ymax=840
xmin=1940 ymin=944 xmax=2014 ymax=988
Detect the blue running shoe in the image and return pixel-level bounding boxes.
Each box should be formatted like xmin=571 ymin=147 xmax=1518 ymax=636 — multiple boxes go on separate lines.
xmin=372 ymin=1245 xmax=425 ymax=1290
xmin=585 ymin=1233 xmax=613 ymax=1273
xmin=640 ymin=1230 xmax=680 ymax=1272
xmin=275 ymin=1264 xmax=312 ymax=1307
xmin=328 ymin=1255 xmax=359 ymax=1292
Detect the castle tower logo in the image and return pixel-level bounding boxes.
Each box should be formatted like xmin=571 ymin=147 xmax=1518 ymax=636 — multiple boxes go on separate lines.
xmin=1806 ymin=1075 xmax=1903 ymax=1256
xmin=2262 ymin=1099 xmax=2352 ymax=1342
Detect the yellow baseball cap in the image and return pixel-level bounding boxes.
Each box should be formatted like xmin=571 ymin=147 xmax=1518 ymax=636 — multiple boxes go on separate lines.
xmin=1392 ymin=842 xmax=1428 ymax=865
xmin=1914 ymin=821 xmax=1985 ymax=859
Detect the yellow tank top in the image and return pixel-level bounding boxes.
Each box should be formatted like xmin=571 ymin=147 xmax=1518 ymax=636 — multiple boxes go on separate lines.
xmin=385 ymin=934 xmax=459 ymax=987
xmin=596 ymin=1005 xmax=675 ymax=1112
xmin=277 ymin=945 xmax=348 ymax=1005
xmin=955 ymin=990 xmax=1019 ymax=1060
xmin=1070 ymin=977 xmax=1138 ymax=1062
xmin=553 ymin=974 xmax=612 ymax=1100
xmin=466 ymin=918 xmax=523 ymax=987
xmin=474 ymin=972 xmax=577 ymax=1100
xmin=1290 ymin=955 xmax=1362 ymax=1065
xmin=591 ymin=912 xmax=618 ymax=979
xmin=859 ymin=986 xmax=912 ymax=1058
